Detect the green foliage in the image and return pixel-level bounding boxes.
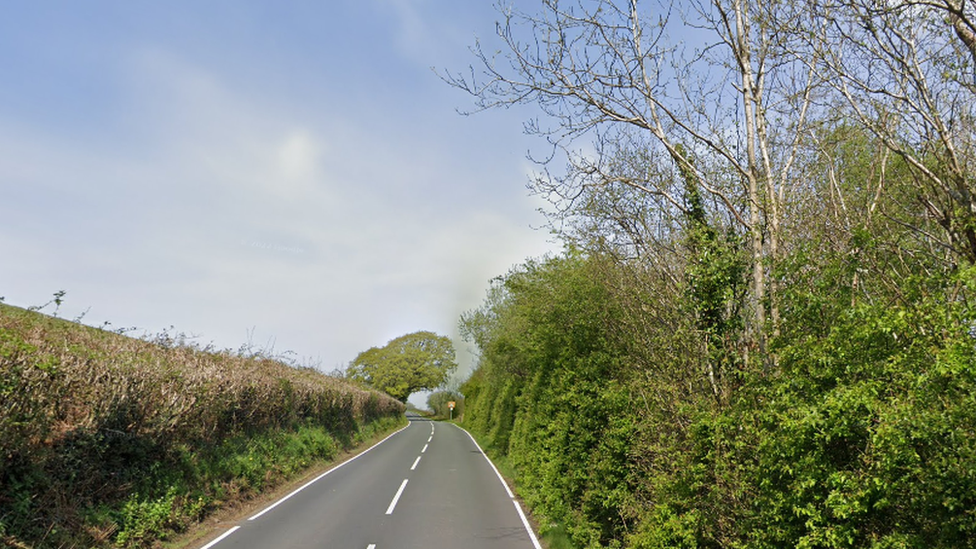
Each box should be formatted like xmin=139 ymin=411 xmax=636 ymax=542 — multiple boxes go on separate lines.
xmin=543 ymin=522 xmax=580 ymax=549
xmin=461 ymin=254 xmax=641 ymax=548
xmin=115 ymin=489 xmax=180 ymax=547
xmin=460 ymin=241 xmax=976 ymax=549
xmin=346 ymin=331 xmax=457 ymax=402
xmin=681 ymin=164 xmax=746 ymax=402
xmin=744 ymin=275 xmax=976 ymax=548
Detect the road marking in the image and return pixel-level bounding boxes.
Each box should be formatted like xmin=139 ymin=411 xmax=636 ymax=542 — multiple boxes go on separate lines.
xmin=248 ymin=421 xmax=411 ymax=521
xmin=411 ymin=456 xmax=421 ymax=470
xmin=385 ymin=479 xmax=409 ymax=515
xmin=513 ymin=501 xmax=543 ymax=549
xmin=199 ymin=526 xmax=240 ymax=549
xmin=460 ymin=429 xmax=513 ymax=498
xmin=421 ymin=443 xmax=428 ymax=453
xmin=367 ymin=545 xmax=376 ymax=549
xmin=458 ymin=424 xmax=543 ymax=549
xmin=427 ymin=435 xmax=432 ymax=443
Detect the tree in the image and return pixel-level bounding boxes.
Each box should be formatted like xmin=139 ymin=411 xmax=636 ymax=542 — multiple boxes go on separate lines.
xmin=444 ymin=0 xmax=818 ymax=369
xmin=426 ymin=390 xmax=463 ymax=419
xmin=804 ymin=0 xmax=976 ymax=264
xmin=345 ymin=331 xmax=457 ymax=403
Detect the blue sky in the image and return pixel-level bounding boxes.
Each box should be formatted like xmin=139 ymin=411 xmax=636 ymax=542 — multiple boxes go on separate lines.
xmin=0 ymin=1 xmax=560 ymax=401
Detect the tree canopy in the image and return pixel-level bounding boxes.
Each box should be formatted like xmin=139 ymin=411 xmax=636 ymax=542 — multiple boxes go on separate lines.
xmin=345 ymin=331 xmax=457 ymax=403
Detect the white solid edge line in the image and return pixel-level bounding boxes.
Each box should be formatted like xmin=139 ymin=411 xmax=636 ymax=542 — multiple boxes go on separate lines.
xmin=458 ymin=427 xmax=513 ymax=498
xmin=513 ymin=501 xmax=544 ymax=549
xmin=199 ymin=525 xmax=240 ymax=549
xmin=385 ymin=479 xmax=409 ymax=515
xmin=248 ymin=420 xmax=411 ymax=521
xmin=457 ymin=425 xmax=541 ymax=549
xmin=411 ymin=455 xmax=421 ymax=470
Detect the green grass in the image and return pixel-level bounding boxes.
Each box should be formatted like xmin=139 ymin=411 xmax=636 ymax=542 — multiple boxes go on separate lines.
xmin=540 ymin=522 xmax=577 ymax=549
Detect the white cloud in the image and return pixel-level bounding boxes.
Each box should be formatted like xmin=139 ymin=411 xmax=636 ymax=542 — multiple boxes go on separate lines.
xmin=277 ymin=131 xmax=321 ymax=183
xmin=382 ymin=0 xmax=435 ymax=61
xmin=1 ymin=44 xmax=559 ymax=376
xmin=374 ymin=0 xmax=494 ymax=68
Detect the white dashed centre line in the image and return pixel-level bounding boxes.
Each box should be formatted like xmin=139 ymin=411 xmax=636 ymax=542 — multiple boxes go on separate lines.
xmin=385 ymin=479 xmax=409 ymax=515
xmin=421 ymin=443 xmax=428 ymax=453
xmin=248 ymin=422 xmax=410 ymax=521
xmin=411 ymin=456 xmax=421 ymax=470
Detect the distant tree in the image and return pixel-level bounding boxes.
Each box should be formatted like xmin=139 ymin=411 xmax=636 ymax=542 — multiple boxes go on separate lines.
xmin=426 ymin=390 xmax=463 ymax=419
xmin=346 ymin=331 xmax=457 ymax=403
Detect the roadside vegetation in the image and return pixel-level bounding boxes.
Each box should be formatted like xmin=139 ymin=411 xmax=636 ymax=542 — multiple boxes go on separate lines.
xmin=451 ymin=1 xmax=976 ymax=547
xmin=461 ymin=253 xmax=976 ymax=548
xmin=0 ymin=303 xmax=404 ymax=548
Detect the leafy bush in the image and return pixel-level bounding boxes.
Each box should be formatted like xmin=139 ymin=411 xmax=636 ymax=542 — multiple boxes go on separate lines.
xmin=744 ymin=288 xmax=976 ymax=547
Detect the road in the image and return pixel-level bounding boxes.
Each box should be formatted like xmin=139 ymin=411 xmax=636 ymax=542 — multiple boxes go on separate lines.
xmin=199 ymin=414 xmax=541 ymax=549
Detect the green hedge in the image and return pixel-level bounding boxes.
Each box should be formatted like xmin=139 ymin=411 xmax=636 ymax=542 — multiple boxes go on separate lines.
xmin=460 ymin=255 xmax=976 ymax=548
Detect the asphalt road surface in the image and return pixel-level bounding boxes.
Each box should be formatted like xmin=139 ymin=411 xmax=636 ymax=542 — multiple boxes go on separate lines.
xmin=199 ymin=414 xmax=541 ymax=549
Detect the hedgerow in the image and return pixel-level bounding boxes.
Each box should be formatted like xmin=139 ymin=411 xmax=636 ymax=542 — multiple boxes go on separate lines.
xmin=0 ymin=304 xmax=403 ymax=548
xmin=460 ymin=254 xmax=976 ymax=549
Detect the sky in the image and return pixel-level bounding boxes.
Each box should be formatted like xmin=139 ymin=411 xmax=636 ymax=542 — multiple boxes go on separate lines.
xmin=0 ymin=1 xmax=562 ymax=406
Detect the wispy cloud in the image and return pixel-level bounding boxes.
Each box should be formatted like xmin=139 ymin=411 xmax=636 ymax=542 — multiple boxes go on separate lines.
xmin=2 ymin=37 xmax=557 ymax=387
